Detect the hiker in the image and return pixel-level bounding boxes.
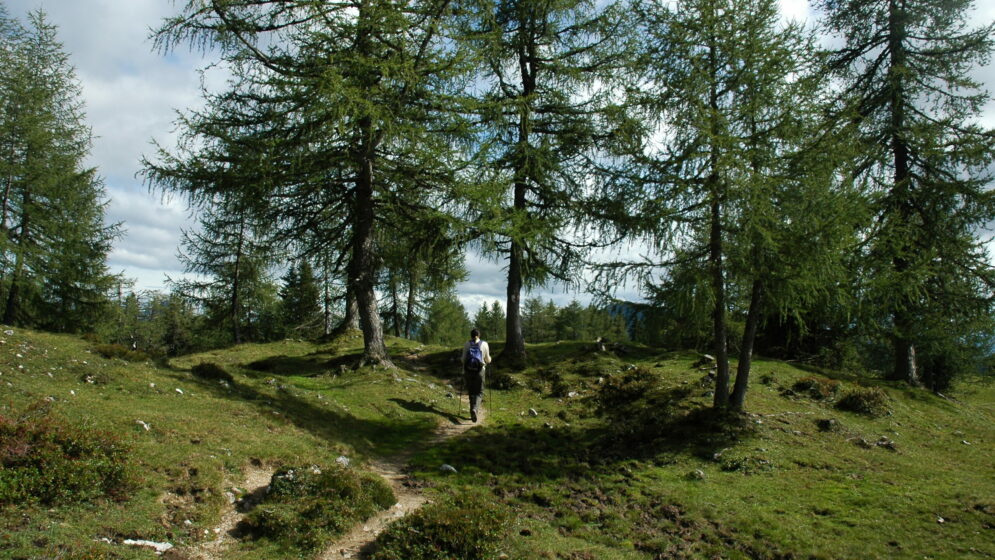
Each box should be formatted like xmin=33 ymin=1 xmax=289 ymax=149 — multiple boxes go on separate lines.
xmin=461 ymin=328 xmax=492 ymax=423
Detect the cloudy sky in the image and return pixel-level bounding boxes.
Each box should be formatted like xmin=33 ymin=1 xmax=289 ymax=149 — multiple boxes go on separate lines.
xmin=3 ymin=0 xmax=994 ymax=316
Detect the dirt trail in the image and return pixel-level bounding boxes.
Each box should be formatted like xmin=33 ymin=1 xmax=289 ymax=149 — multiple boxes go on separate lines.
xmin=319 ymin=400 xmax=484 ymax=560
xmin=184 ymin=398 xmax=483 ymax=560
xmin=185 ymin=463 xmax=274 ymax=560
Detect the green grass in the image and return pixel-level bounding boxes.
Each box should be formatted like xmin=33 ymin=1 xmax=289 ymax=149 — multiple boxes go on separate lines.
xmin=1 ymin=328 xmax=992 ymax=559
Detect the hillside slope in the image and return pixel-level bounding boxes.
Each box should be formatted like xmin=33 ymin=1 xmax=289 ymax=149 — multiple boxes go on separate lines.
xmin=1 ymin=328 xmax=992 ymax=559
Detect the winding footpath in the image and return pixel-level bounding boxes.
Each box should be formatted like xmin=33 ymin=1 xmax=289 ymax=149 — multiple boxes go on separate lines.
xmin=185 ymin=397 xmax=483 ymax=560
xmin=320 ymin=403 xmax=485 ymax=559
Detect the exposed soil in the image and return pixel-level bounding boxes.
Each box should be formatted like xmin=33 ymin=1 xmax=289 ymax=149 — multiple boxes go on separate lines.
xmin=182 ymin=463 xmax=274 ymax=560
xmin=318 ymin=398 xmax=484 ymax=559
xmin=180 ymin=397 xmax=483 ymax=560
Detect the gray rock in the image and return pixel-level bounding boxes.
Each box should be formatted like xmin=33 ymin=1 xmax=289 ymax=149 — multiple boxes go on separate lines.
xmin=336 ymin=455 xmax=350 ymax=467
xmin=439 ymin=464 xmax=458 ymax=474
xmin=687 ymin=469 xmax=706 ymax=480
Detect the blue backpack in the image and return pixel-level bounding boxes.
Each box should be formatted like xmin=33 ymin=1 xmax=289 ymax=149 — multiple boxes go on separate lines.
xmin=465 ymin=341 xmax=484 ymax=372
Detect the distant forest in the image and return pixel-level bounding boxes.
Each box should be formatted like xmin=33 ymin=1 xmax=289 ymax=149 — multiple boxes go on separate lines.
xmin=2 ymin=0 xmax=993 ymax=409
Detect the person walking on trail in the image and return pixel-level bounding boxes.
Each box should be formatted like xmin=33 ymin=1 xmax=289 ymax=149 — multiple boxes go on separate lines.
xmin=461 ymin=328 xmax=492 ymax=423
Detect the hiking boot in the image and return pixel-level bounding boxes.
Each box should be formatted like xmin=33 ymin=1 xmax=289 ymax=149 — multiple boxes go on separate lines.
xmin=470 ymin=409 xmax=478 ymax=423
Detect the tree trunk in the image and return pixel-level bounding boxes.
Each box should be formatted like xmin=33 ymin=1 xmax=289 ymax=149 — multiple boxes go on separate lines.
xmin=388 ymin=269 xmax=401 ymax=337
xmin=352 ymin=163 xmax=389 ymax=364
xmin=499 ymin=29 xmax=535 ymax=370
xmin=335 ymin=281 xmax=360 ymax=333
xmin=230 ymin=219 xmax=244 ymax=345
xmin=730 ymin=279 xmax=763 ymax=410
xmin=322 ymin=257 xmax=332 ymax=336
xmin=351 ymin=108 xmax=390 ymax=365
xmin=405 ymin=265 xmax=419 ymax=339
xmin=709 ymin=195 xmax=730 ymax=409
xmin=2 ymin=252 xmax=23 ymax=325
xmin=886 ymin=0 xmax=919 ymax=385
xmin=2 ymin=190 xmax=30 ymax=326
xmin=501 ymin=238 xmax=527 ymax=368
xmin=706 ymin=28 xmax=729 ymax=409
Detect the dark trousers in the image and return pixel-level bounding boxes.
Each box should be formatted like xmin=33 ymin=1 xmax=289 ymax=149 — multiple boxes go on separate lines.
xmin=464 ymin=367 xmax=485 ymax=412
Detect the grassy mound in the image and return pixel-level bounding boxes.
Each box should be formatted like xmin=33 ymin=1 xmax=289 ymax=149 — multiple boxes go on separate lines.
xmin=370 ymin=492 xmax=511 ymax=560
xmin=244 ymin=463 xmax=395 ymax=552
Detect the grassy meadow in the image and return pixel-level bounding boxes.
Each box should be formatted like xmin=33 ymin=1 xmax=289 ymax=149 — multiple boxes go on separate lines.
xmin=0 ymin=327 xmax=992 ymax=559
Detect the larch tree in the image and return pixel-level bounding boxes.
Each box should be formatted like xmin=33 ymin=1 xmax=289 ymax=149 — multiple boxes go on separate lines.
xmin=0 ymin=9 xmax=118 ymax=331
xmin=461 ymin=0 xmax=631 ymax=368
xmin=171 ymin=198 xmax=274 ymax=345
xmin=621 ymin=0 xmax=862 ymax=410
xmin=146 ymin=0 xmax=476 ymax=366
xmin=817 ymin=0 xmax=995 ymax=385
xmin=279 ymin=259 xmax=323 ymax=339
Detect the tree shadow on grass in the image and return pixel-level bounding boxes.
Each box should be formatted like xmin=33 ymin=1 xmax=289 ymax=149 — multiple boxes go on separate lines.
xmin=388 ymin=398 xmax=462 ymax=425
xmin=162 ymin=370 xmax=435 ymax=458
xmin=414 ymin=406 xmax=755 ymax=482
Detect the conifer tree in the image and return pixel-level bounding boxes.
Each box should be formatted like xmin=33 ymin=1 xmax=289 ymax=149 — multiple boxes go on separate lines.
xmin=0 ymin=9 xmax=118 ymax=331
xmin=147 ymin=0 xmax=474 ymax=366
xmin=817 ymin=0 xmax=995 ymax=385
xmin=279 ymin=260 xmax=322 ymax=339
xmin=620 ymin=0 xmax=859 ymax=409
xmin=461 ymin=0 xmax=630 ymax=367
xmin=420 ymin=290 xmax=472 ymax=346
xmin=171 ymin=199 xmax=273 ymax=345
xmin=473 ymin=300 xmax=506 ymax=342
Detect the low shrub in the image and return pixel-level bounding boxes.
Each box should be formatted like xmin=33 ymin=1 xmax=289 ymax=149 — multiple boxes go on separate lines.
xmin=93 ymin=343 xmax=149 ymax=362
xmin=590 ymin=367 xmax=693 ymax=443
xmin=487 ymin=370 xmax=517 ymax=390
xmin=835 ymin=387 xmax=890 ymax=417
xmin=244 ymin=464 xmax=394 ymax=552
xmin=370 ymin=492 xmax=511 ymax=560
xmin=191 ymin=362 xmax=233 ymax=383
xmin=0 ymin=402 xmax=133 ymax=506
xmin=789 ymin=376 xmax=841 ymax=401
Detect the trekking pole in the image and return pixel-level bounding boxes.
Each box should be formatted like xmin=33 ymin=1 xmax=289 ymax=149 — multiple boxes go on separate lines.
xmin=456 ymin=363 xmax=463 ymax=420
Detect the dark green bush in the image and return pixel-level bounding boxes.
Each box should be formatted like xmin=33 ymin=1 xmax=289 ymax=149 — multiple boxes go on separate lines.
xmin=789 ymin=376 xmax=841 ymax=401
xmin=835 ymin=387 xmax=890 ymax=417
xmin=488 ymin=370 xmax=517 ymax=390
xmin=191 ymin=362 xmax=234 ymax=383
xmin=590 ymin=367 xmax=693 ymax=442
xmin=0 ymin=402 xmax=133 ymax=506
xmin=244 ymin=464 xmax=394 ymax=552
xmin=93 ymin=343 xmax=149 ymax=362
xmin=370 ymin=492 xmax=510 ymax=560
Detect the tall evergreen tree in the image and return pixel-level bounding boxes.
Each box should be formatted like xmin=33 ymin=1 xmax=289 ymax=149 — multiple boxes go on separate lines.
xmin=462 ymin=0 xmax=630 ymax=368
xmin=147 ymin=0 xmax=474 ymax=366
xmin=817 ymin=0 xmax=995 ymax=385
xmin=420 ymin=290 xmax=472 ymax=346
xmin=171 ymin=199 xmax=273 ymax=345
xmin=279 ymin=260 xmax=322 ymax=339
xmin=617 ymin=0 xmax=859 ymax=409
xmin=0 ymin=9 xmax=118 ymax=331
xmin=473 ymin=300 xmax=506 ymax=342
